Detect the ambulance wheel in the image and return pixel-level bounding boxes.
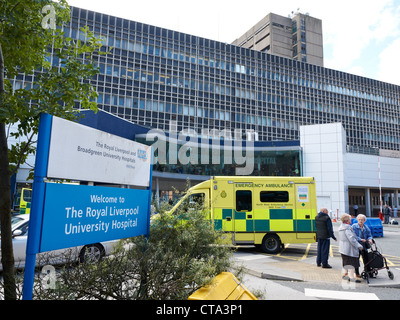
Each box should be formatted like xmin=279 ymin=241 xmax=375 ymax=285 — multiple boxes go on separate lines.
xmin=260 ymin=234 xmax=281 ymax=254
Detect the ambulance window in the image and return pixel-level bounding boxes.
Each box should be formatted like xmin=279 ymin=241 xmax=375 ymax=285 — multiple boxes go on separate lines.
xmin=22 ymin=189 xmax=32 ymax=202
xmin=178 ymin=192 xmax=205 ymax=213
xmin=260 ymin=191 xmax=289 ymax=203
xmin=189 ymin=193 xmax=205 ymax=206
xmin=236 ymin=190 xmax=252 ymax=212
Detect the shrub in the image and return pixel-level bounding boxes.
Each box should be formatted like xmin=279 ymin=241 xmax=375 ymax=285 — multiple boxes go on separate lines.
xmin=11 ymin=203 xmax=234 ymax=300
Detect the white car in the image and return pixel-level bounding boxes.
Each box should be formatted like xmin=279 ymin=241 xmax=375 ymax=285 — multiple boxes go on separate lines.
xmin=0 ymin=214 xmax=118 ymax=270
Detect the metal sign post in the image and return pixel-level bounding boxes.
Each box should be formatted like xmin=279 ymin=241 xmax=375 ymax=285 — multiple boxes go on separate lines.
xmin=22 ymin=113 xmax=52 ymax=300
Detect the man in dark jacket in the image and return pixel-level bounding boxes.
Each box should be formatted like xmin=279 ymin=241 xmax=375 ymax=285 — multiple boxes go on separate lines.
xmin=383 ymin=204 xmax=390 ymax=224
xmin=315 ymin=208 xmax=337 ymax=268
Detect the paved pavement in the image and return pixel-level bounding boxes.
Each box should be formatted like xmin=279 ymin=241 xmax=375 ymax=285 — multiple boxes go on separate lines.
xmin=234 ymin=219 xmax=400 ymax=299
xmin=236 ymin=250 xmax=400 ymax=288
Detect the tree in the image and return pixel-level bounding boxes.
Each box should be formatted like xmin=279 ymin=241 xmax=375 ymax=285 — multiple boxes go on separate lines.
xmin=0 ymin=0 xmax=104 ymax=299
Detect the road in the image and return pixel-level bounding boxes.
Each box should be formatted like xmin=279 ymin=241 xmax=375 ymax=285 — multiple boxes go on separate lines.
xmin=234 ymin=221 xmax=400 ymax=300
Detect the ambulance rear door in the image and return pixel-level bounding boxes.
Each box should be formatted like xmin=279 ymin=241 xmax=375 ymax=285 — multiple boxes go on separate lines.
xmin=294 ymin=183 xmax=315 ymax=239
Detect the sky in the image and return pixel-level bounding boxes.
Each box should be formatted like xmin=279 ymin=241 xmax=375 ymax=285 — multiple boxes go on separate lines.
xmin=68 ymin=0 xmax=400 ymax=86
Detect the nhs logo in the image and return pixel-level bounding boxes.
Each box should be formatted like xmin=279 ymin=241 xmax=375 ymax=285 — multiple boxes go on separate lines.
xmin=138 ymin=149 xmax=148 ymax=160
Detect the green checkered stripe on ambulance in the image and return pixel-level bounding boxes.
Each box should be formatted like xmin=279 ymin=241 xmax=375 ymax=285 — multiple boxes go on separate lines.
xmin=213 ymin=208 xmax=315 ymax=232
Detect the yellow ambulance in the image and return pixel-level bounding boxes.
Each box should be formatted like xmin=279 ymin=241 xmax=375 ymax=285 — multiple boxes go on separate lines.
xmin=169 ymin=176 xmax=317 ymax=254
xmin=19 ymin=188 xmax=32 ymax=214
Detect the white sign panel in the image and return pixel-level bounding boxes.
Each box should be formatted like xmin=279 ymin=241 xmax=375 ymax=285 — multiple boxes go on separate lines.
xmin=297 ymin=185 xmax=309 ymax=202
xmin=47 ymin=116 xmax=152 ymax=187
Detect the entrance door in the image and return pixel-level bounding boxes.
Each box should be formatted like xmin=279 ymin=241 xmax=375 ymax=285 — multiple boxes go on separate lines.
xmin=295 ymin=184 xmax=314 ymax=239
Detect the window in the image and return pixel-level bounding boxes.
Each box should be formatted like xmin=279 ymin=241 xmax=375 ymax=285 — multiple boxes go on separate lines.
xmin=22 ymin=189 xmax=32 ymax=203
xmin=177 ymin=192 xmax=205 ymax=213
xmin=260 ymin=191 xmax=289 ymax=203
xmin=189 ymin=193 xmax=205 ymax=206
xmin=301 ymin=32 xmax=306 ymax=42
xmin=236 ymin=190 xmax=252 ymax=212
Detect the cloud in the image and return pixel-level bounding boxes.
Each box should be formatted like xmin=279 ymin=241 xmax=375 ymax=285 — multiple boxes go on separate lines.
xmin=370 ymin=1 xmax=400 ymax=42
xmin=377 ymin=38 xmax=400 ymax=85
xmin=346 ymin=66 xmax=366 ymax=78
xmin=322 ymin=0 xmax=394 ymax=71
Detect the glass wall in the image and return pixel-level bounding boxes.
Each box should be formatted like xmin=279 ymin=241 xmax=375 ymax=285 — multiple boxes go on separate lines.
xmin=136 ymin=137 xmax=301 ymax=177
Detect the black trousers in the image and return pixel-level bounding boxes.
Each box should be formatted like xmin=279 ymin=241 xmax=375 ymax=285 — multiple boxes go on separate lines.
xmin=355 ymin=243 xmax=371 ymax=275
xmin=316 ymin=238 xmax=330 ymax=266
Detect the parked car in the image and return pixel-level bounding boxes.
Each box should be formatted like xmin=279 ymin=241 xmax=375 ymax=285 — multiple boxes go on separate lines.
xmin=0 ymin=214 xmax=117 ymax=270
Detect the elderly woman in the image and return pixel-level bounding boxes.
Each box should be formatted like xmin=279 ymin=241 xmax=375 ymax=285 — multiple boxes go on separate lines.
xmin=352 ymin=214 xmax=374 ymax=278
xmin=339 ymin=213 xmax=363 ymax=282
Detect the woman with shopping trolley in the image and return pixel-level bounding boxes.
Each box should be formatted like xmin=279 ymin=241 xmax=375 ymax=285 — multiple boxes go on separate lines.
xmin=352 ymin=214 xmax=374 ymax=280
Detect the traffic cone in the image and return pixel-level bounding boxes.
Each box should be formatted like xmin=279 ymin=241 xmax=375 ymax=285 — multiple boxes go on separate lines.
xmin=332 ymin=210 xmax=338 ymax=222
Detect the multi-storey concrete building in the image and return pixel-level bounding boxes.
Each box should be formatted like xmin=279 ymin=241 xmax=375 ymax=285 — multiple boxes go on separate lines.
xmin=232 ymin=11 xmax=324 ymax=67
xmin=10 ymin=7 xmax=400 ymax=217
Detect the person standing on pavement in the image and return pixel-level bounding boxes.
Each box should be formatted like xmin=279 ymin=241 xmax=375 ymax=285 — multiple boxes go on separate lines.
xmin=339 ymin=213 xmax=363 ymax=283
xmin=315 ymin=207 xmax=337 ymax=268
xmin=353 ymin=205 xmax=358 ymax=216
xmin=352 ymin=214 xmax=374 ymax=279
xmin=383 ymin=204 xmax=390 ymax=224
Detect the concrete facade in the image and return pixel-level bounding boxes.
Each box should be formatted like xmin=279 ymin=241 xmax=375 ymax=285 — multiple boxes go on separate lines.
xmin=232 ymin=12 xmax=323 ymax=66
xmin=232 ymin=13 xmax=292 ymax=57
xmin=301 ymin=123 xmax=400 ymax=218
xmin=291 ymin=13 xmax=324 ymax=66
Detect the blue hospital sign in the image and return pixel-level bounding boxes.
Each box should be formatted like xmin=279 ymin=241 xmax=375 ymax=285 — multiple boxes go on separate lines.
xmin=23 ymin=114 xmax=153 ymax=300
xmin=40 ymin=183 xmax=150 ymax=252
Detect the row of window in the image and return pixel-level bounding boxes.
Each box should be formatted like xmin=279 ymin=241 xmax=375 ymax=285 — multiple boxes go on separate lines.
xmin=64 ymin=23 xmax=399 ymax=107
xmin=15 ymin=81 xmax=398 ymax=148
xmin=53 ymin=9 xmax=400 ymax=152
xmin=236 ymin=190 xmax=289 ymax=212
xmin=93 ymin=87 xmax=399 ymax=126
xmin=12 ymin=71 xmax=399 ymax=146
xmin=184 ymin=190 xmax=291 ymax=212
xmin=93 ymin=60 xmax=394 ymax=103
xmin=94 ymin=93 xmax=302 ymax=130
xmin=80 ymin=57 xmax=400 ymax=126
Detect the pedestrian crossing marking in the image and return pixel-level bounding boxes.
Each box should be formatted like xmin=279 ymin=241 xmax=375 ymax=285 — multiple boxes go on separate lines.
xmin=239 ymin=243 xmax=400 ymax=266
xmin=236 ymin=254 xmax=271 ymax=261
xmin=305 ymin=288 xmax=379 ymax=300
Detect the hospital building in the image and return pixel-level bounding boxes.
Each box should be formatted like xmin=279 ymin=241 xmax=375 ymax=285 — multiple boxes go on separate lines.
xmin=10 ymin=7 xmax=400 ymax=218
